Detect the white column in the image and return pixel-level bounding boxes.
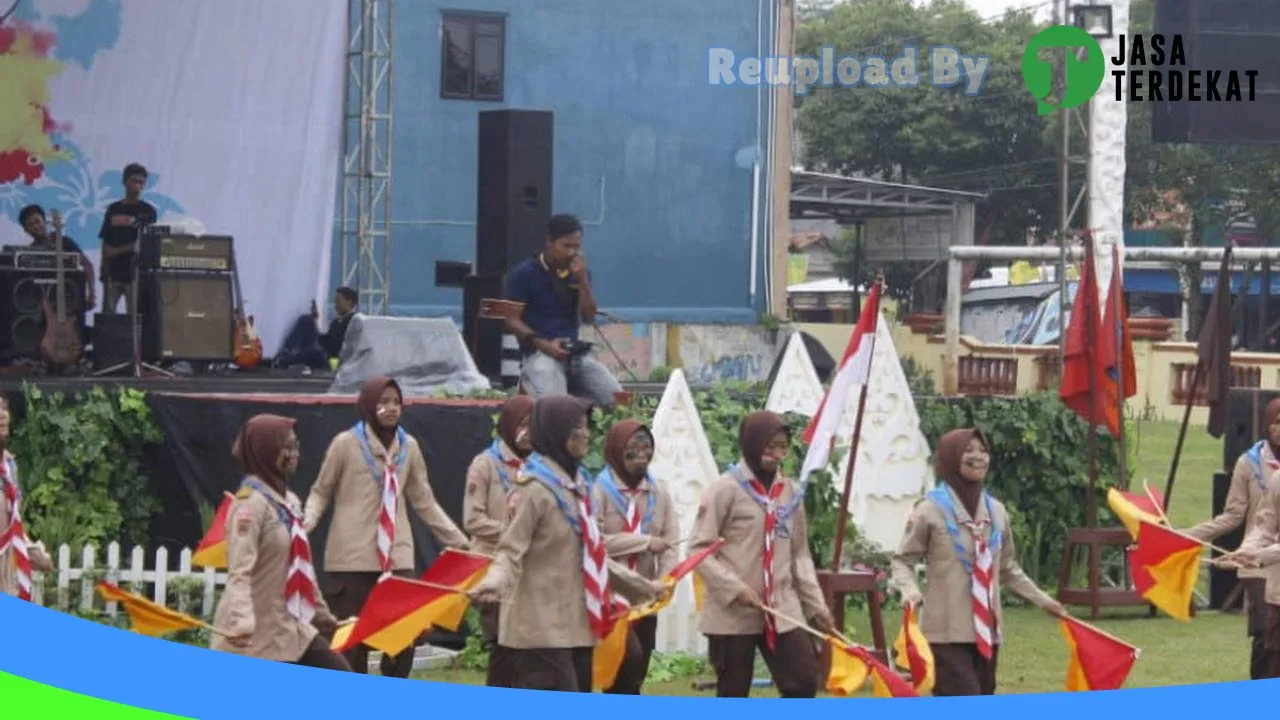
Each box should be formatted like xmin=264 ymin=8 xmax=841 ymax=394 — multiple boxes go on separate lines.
xmin=1089 ymin=0 xmax=1130 ymax=307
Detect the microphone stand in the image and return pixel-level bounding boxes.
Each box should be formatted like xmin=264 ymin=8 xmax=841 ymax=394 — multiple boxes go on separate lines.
xmin=92 ymin=223 xmax=172 ymax=378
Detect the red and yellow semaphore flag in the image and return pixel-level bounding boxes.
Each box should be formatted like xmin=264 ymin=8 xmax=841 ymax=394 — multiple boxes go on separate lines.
xmin=96 ymin=583 xmax=207 ymax=637
xmin=1128 ymin=520 xmax=1201 ymax=621
xmin=331 ymin=550 xmax=491 ymax=657
xmin=192 ymin=493 xmax=235 ymax=569
xmin=1059 ymin=616 xmax=1139 ymax=691
xmin=826 ymin=638 xmax=919 ymax=698
xmin=1107 ymin=487 xmax=1166 ymax=541
xmin=592 ymin=540 xmax=725 ymax=690
xmin=892 ymin=605 xmax=935 ymax=693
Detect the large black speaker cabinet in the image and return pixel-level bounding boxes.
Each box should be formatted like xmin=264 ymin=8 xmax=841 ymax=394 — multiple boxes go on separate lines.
xmin=475 ymin=109 xmax=553 ymax=277
xmin=0 ymin=269 xmax=86 ymax=360
xmin=1151 ymin=0 xmax=1280 ymax=144
xmin=141 ymin=271 xmax=234 ymax=362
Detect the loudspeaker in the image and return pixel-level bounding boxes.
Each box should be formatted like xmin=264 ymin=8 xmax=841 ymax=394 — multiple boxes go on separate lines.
xmin=141 ymin=271 xmax=234 ymax=362
xmin=0 ymin=269 xmax=86 ymax=360
xmin=91 ymin=313 xmax=133 ymax=370
xmin=1152 ymin=0 xmax=1280 ymax=144
xmin=475 ymin=109 xmax=553 ymax=276
xmin=462 ymin=273 xmax=505 ymax=381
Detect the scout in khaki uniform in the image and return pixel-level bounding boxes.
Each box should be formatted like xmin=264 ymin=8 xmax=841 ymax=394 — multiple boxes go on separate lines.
xmin=890 ymin=428 xmax=1065 ymax=696
xmin=468 ymin=395 xmax=665 ymax=693
xmin=592 ymin=419 xmax=681 ymax=694
xmin=462 ymin=394 xmax=534 ymax=687
xmin=211 ymin=414 xmax=351 ymax=672
xmin=0 ymin=395 xmax=52 ymax=601
xmin=303 ymin=376 xmax=471 ymax=677
xmin=1182 ymin=398 xmax=1280 ymax=680
xmin=689 ymin=410 xmax=834 ymax=698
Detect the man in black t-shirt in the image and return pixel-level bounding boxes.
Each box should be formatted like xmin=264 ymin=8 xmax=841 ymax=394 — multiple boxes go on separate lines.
xmin=97 ymin=162 xmax=157 ymax=315
xmin=18 ymin=204 xmax=96 ymax=312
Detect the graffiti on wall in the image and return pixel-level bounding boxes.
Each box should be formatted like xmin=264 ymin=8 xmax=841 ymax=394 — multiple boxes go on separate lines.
xmin=678 ymin=325 xmax=777 ymax=385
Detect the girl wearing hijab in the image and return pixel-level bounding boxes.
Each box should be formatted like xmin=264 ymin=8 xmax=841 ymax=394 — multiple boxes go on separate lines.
xmin=890 ymin=427 xmax=1066 ymax=696
xmin=468 ymin=395 xmax=665 ymax=693
xmin=0 ymin=395 xmax=52 ymax=600
xmin=462 ymin=394 xmax=535 ymax=687
xmin=592 ymin=419 xmax=681 ymax=694
xmin=303 ymin=376 xmax=470 ymax=677
xmin=1204 ymin=397 xmax=1280 ymax=679
xmin=211 ymin=414 xmax=350 ymax=671
xmin=689 ymin=410 xmax=833 ymax=698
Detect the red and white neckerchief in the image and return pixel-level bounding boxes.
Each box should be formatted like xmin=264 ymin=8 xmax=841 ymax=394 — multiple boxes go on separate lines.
xmin=0 ymin=457 xmax=32 ymax=602
xmin=964 ymin=518 xmax=996 ymax=660
xmin=356 ymin=423 xmax=408 ymax=575
xmin=578 ymin=485 xmax=613 ymax=639
xmin=745 ymin=476 xmax=787 ymax=651
xmin=284 ymin=501 xmax=319 ymax=624
xmin=621 ymin=487 xmax=644 ymax=570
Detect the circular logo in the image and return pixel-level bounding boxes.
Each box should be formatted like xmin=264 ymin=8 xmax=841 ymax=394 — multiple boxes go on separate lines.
xmin=1021 ymin=25 xmax=1106 ymax=115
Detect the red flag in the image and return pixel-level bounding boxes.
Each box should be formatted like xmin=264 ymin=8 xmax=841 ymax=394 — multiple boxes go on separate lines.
xmin=192 ymin=493 xmax=234 ymax=569
xmin=666 ymin=538 xmax=726 ymax=582
xmin=1103 ymin=244 xmax=1137 ymax=407
xmin=1059 ymin=616 xmax=1139 ymax=691
xmin=1060 ymin=235 xmax=1122 ymax=436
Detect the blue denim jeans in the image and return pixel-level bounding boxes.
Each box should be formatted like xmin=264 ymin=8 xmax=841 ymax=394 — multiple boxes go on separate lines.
xmin=520 ymin=350 xmax=622 ymax=408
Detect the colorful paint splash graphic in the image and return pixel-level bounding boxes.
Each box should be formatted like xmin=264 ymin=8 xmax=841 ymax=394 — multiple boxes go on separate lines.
xmin=0 ymin=21 xmax=71 ymax=186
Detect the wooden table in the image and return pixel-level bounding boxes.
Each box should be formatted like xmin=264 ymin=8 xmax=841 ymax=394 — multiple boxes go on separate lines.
xmin=816 ymin=569 xmax=889 ymax=664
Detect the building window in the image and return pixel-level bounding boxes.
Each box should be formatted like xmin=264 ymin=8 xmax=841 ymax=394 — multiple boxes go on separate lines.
xmin=441 ymin=11 xmax=505 ymax=101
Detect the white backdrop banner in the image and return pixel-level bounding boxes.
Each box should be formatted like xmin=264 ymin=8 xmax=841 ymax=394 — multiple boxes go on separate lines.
xmin=0 ymin=0 xmax=345 ymax=355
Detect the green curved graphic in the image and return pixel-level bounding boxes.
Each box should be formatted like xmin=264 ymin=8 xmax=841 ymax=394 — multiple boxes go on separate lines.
xmin=1021 ymin=25 xmax=1106 ymax=115
xmin=0 ymin=670 xmax=191 ymax=719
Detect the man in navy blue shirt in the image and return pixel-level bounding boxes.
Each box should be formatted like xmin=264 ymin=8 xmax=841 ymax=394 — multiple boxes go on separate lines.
xmin=503 ymin=214 xmax=623 ymax=408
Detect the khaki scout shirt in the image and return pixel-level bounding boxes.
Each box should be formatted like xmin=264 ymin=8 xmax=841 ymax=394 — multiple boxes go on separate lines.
xmin=1194 ymin=447 xmax=1275 ymax=581
xmin=211 ymin=480 xmax=337 ymax=662
xmin=303 ymin=425 xmax=469 ymax=573
xmin=889 ymin=486 xmax=1057 ymax=645
xmin=592 ymin=471 xmax=681 ymax=581
xmin=1235 ymin=465 xmax=1280 ymax=605
xmin=463 ymin=441 xmax=521 ymax=557
xmin=0 ymin=453 xmax=50 ymax=598
xmin=472 ymin=460 xmax=660 ymax=649
xmin=688 ymin=461 xmax=830 ymax=636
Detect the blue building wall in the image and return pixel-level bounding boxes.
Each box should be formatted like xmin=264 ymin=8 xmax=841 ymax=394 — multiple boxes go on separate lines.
xmin=331 ymin=0 xmax=776 ymax=325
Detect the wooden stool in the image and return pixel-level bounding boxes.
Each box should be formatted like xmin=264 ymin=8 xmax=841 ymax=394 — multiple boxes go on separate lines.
xmin=1056 ymin=526 xmax=1160 ymax=619
xmin=816 ymin=570 xmax=889 ymax=664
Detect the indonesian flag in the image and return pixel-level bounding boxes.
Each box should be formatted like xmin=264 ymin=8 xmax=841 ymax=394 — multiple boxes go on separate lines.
xmin=799 ymin=282 xmax=882 ymax=486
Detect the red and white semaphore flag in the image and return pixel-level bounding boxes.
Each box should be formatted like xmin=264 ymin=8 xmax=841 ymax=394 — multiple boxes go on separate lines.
xmin=797 ymin=281 xmax=882 ymax=489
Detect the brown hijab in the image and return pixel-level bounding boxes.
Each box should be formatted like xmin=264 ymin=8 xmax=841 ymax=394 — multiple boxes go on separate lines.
xmin=357 ymin=376 xmax=401 ymax=448
xmin=1264 ymin=398 xmax=1280 ymax=454
xmin=739 ymin=411 xmax=789 ymax=485
xmin=496 ymin=395 xmax=535 ymax=458
xmin=531 ymin=395 xmax=592 ymax=477
xmin=232 ymin=414 xmax=297 ymax=494
xmin=934 ymin=427 xmax=989 ymax=518
xmin=604 ymin=419 xmax=653 ymax=487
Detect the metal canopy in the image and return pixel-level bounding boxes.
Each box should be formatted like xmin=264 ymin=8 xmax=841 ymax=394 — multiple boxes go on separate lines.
xmin=790 ymin=169 xmax=985 ymax=221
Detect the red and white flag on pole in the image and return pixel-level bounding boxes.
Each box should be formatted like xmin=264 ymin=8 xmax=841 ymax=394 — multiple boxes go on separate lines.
xmin=797 ymin=282 xmax=882 ymax=488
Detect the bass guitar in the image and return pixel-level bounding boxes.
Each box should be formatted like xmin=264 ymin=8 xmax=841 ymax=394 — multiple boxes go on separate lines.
xmin=39 ymin=209 xmax=82 ymax=368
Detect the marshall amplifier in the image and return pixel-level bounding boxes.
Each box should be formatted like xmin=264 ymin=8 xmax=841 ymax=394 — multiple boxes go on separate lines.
xmin=139 ymin=234 xmax=234 ymax=272
xmin=140 ymin=271 xmax=234 ymax=361
xmin=0 ymin=247 xmax=83 ymax=272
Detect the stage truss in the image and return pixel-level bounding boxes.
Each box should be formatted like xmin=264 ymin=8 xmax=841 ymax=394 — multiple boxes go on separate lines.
xmin=339 ymin=0 xmax=394 ymax=315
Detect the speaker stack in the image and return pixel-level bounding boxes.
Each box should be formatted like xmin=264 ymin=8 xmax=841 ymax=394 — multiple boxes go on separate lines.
xmin=0 ymin=252 xmax=87 ymax=362
xmin=465 ymin=109 xmax=554 ymax=385
xmin=131 ymin=233 xmax=236 ymax=364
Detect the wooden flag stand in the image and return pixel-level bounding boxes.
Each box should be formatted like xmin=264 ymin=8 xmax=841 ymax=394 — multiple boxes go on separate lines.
xmin=816 ymin=272 xmax=889 ymax=669
xmin=1055 ymin=239 xmax=1154 ymax=619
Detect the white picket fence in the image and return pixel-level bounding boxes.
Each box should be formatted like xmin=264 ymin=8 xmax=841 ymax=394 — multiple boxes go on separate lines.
xmin=31 ymin=543 xmax=227 ymax=620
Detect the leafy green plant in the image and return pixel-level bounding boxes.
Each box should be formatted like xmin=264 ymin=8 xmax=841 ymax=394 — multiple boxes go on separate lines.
xmin=645 ymin=651 xmax=706 ymax=682
xmin=11 ymin=383 xmax=164 ymax=553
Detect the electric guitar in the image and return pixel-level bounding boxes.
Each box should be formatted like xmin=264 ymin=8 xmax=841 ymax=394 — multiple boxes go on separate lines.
xmin=230 ymin=244 xmax=262 ymax=368
xmin=39 ymin=209 xmax=82 ymax=367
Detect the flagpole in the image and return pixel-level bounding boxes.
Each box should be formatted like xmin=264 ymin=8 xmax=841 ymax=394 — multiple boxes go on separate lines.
xmin=1113 ymin=244 xmax=1130 ymax=490
xmin=830 ymin=271 xmax=883 ymax=573
xmin=1085 ymin=236 xmax=1099 ymax=527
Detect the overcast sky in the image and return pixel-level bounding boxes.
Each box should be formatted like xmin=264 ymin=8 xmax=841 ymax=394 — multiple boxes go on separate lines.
xmin=964 ymin=0 xmax=1056 ymax=22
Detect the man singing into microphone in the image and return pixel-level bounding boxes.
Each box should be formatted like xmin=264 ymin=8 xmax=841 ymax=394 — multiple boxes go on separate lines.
xmin=503 ymin=213 xmax=623 ymax=409
xmin=98 ymin=163 xmax=157 ymax=315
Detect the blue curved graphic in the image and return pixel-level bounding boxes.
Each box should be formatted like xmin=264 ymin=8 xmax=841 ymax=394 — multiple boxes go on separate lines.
xmin=0 ymin=591 xmax=1275 ymax=717
xmin=13 ymin=0 xmax=123 ymax=70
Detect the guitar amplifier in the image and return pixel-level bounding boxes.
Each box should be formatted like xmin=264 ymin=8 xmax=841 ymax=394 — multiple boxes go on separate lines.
xmin=0 ymin=267 xmax=87 ymax=360
xmin=0 ymin=247 xmax=83 ymax=272
xmin=139 ymin=235 xmax=234 ymax=272
xmin=140 ymin=271 xmax=234 ymax=361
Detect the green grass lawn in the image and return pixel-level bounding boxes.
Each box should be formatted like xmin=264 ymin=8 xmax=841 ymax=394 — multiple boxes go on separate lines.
xmin=410 ymin=420 xmax=1239 ymax=696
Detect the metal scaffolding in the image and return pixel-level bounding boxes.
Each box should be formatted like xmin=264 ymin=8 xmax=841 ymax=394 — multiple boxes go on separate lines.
xmin=339 ymin=0 xmax=394 ymax=315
